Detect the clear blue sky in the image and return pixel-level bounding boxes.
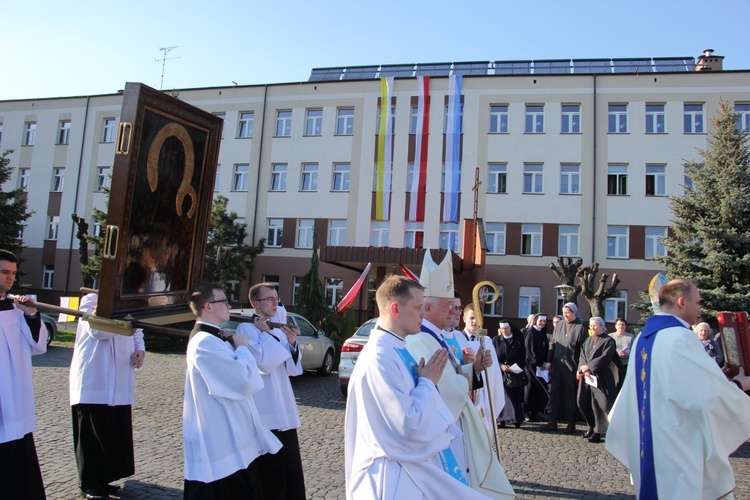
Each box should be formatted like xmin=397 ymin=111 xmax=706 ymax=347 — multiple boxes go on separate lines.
xmin=4 ymin=0 xmax=750 ymax=100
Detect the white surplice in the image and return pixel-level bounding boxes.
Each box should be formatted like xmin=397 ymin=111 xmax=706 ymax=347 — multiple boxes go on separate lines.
xmin=0 ymin=305 xmax=47 ymax=443
xmin=236 ymin=322 xmax=303 ymax=431
xmin=406 ymin=322 xmax=515 ymax=499
xmin=345 ymin=327 xmax=488 ymax=499
xmin=69 ymin=294 xmax=144 ymax=406
xmin=183 ymin=329 xmax=281 ymax=483
xmin=606 ymin=317 xmax=750 ymax=499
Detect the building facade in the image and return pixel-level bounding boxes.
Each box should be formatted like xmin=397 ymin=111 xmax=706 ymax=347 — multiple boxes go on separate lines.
xmin=2 ymin=52 xmax=748 ymax=328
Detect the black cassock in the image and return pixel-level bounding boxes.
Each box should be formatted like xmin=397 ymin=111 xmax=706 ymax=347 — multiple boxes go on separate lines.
xmin=576 ymin=333 xmax=623 ymax=434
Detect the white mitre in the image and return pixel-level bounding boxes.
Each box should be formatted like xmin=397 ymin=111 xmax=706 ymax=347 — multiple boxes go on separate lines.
xmin=419 ymin=250 xmax=454 ymax=299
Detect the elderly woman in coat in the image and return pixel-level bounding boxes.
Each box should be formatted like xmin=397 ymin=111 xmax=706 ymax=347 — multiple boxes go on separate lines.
xmin=694 ymin=322 xmax=724 ymax=368
xmin=576 ymin=317 xmax=622 ymax=443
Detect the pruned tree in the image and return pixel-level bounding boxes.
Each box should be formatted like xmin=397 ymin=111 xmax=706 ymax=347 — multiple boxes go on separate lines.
xmin=548 ymin=257 xmax=583 ymax=303
xmin=203 ymin=195 xmax=265 ymax=300
xmin=578 ymin=262 xmax=620 ymax=318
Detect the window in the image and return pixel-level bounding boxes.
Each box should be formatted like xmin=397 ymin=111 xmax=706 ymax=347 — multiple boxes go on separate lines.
xmin=604 ymin=290 xmax=627 ymax=323
xmin=275 ymin=110 xmax=292 ymax=137
xmin=267 ymin=219 xmax=283 ymax=247
xmin=378 ymin=106 xmax=396 ymax=133
xmin=521 ymin=224 xmax=542 ymax=256
xmin=737 ymin=103 xmax=750 ymax=132
xmin=646 ymin=104 xmax=665 ymax=134
xmin=237 ymin=112 xmax=254 ymax=138
xmin=325 ymin=278 xmax=344 ymax=308
xmin=292 ymin=277 xmax=303 ymax=306
xmin=523 ymin=163 xmax=543 ymax=193
xmin=439 ymin=223 xmax=459 ymax=252
xmin=410 ymin=106 xmax=418 ymax=134
xmin=485 ymin=223 xmax=506 ymax=255
xmin=482 ymin=284 xmax=503 ymax=317
xmin=232 ymin=164 xmax=249 ymax=191
xmin=555 ymin=289 xmax=567 ymax=316
xmin=404 ymin=222 xmax=424 ymax=249
xmin=608 ymin=104 xmax=628 ymax=133
xmin=42 ymin=265 xmax=54 ymax=290
xmin=328 ymin=220 xmax=346 ymax=246
xmin=296 ymin=219 xmax=314 ymax=248
xmin=58 ymin=120 xmax=71 ymax=145
xmin=683 ymin=165 xmax=693 ymax=194
xmin=489 ymin=105 xmax=509 ymax=133
xmin=645 ymin=164 xmax=666 ymax=196
xmin=47 ymin=216 xmax=59 ymax=240
xmin=525 ymin=104 xmax=544 ymax=133
xmin=684 ymin=103 xmax=704 ymax=133
xmin=0 ymin=123 xmax=3 ymax=147
xmin=607 ymin=226 xmax=628 ymax=259
xmin=336 ymin=108 xmax=354 ymax=135
xmin=96 ymin=167 xmax=111 ymax=192
xmin=518 ymin=286 xmax=541 ymax=318
xmin=270 ymin=164 xmax=288 ymax=191
xmin=561 ymin=104 xmax=580 ymax=133
xmin=17 ymin=224 xmax=24 ymax=240
xmin=102 ymin=118 xmax=116 ymax=143
xmin=214 ymin=112 xmax=226 ymax=139
xmin=558 ymin=225 xmax=580 ymax=257
xmin=92 ymin=220 xmax=102 ymax=238
xmin=371 ymin=221 xmax=389 ymax=247
xmin=305 ymin=109 xmax=323 ymax=136
xmin=52 ymin=168 xmax=65 ymax=192
xmin=300 ymin=163 xmax=318 ymax=192
xmin=332 ymin=163 xmax=350 ymax=191
xmin=645 ymin=226 xmax=667 ymax=259
xmin=263 ymin=275 xmax=280 ymax=291
xmin=487 ymin=163 xmax=507 ymax=193
xmin=560 ymin=164 xmax=580 ymax=194
xmin=443 ymin=105 xmax=463 ymax=133
xmin=607 ymin=164 xmax=628 ymax=195
xmin=24 ymin=122 xmax=36 ymax=145
xmin=18 ymin=168 xmax=30 ymax=191
xmin=214 ymin=165 xmax=221 ymax=191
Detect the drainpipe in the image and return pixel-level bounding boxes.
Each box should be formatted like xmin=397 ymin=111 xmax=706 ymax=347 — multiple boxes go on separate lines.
xmin=249 ymin=84 xmax=269 ymax=283
xmin=64 ymin=95 xmax=91 ymax=294
xmin=591 ymin=75 xmax=597 ymax=261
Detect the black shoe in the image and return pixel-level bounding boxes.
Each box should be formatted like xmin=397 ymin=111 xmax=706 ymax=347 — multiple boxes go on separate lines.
xmin=498 ymin=421 xmax=506 ymax=428
xmin=588 ymin=433 xmax=602 ymax=443
xmin=514 ymin=421 xmax=522 ymax=428
xmin=81 ymin=488 xmax=109 ymax=499
xmin=564 ymin=423 xmax=576 ymax=434
xmin=583 ymin=428 xmax=595 ymax=438
xmin=526 ymin=412 xmax=541 ymax=422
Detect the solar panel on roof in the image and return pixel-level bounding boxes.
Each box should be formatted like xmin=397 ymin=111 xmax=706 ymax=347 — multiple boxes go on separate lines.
xmin=533 ymin=60 xmax=571 ymax=74
xmin=378 ymin=65 xmax=415 ymax=78
xmin=572 ymin=59 xmax=612 ymax=74
xmin=493 ymin=61 xmax=532 ymax=75
xmin=612 ymin=59 xmax=653 ymax=73
xmin=308 ymin=68 xmax=344 ymax=82
xmin=452 ymin=62 xmax=490 ymax=76
xmin=415 ymin=63 xmax=452 ymax=76
xmin=653 ymin=58 xmax=695 ymax=72
xmin=342 ymin=66 xmax=379 ymax=80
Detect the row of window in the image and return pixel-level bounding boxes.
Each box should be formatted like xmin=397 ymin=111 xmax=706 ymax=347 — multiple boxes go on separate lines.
xmin=222 ymin=162 xmax=351 ymax=192
xmin=16 ymin=166 xmax=111 ymax=193
xmin=264 ymin=218 xmax=667 ymax=260
xmin=10 ymin=118 xmax=117 ymax=147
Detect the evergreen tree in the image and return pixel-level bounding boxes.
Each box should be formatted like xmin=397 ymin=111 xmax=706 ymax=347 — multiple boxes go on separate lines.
xmin=203 ymin=195 xmax=265 ymax=299
xmin=0 ymin=150 xmax=33 ymax=282
xmin=297 ymin=228 xmax=330 ymax=327
xmin=79 ymin=205 xmax=107 ymax=288
xmin=658 ymin=99 xmax=750 ymax=314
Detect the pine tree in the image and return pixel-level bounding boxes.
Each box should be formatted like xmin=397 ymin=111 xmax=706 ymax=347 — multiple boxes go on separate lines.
xmin=297 ymin=228 xmax=330 ymax=327
xmin=658 ymin=99 xmax=750 ymax=314
xmin=203 ymin=195 xmax=265 ymax=299
xmin=0 ymin=150 xmax=33 ymax=277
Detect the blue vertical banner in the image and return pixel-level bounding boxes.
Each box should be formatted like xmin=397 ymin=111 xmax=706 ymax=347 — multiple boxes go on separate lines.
xmin=443 ymin=75 xmax=462 ymax=222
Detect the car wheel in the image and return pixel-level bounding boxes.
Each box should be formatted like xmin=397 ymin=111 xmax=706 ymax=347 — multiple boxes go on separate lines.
xmin=317 ymin=350 xmax=334 ymax=377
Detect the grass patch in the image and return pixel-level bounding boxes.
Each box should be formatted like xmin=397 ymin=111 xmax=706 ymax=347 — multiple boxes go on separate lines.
xmin=52 ymin=329 xmax=76 ymax=346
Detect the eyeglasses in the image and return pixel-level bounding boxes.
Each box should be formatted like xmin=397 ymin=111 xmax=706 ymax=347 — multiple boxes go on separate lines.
xmin=208 ymin=299 xmax=230 ymax=306
xmin=257 ymin=296 xmax=281 ymax=303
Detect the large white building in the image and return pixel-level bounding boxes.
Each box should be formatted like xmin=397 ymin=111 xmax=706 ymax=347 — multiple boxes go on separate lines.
xmin=1 ymin=50 xmax=748 ymax=328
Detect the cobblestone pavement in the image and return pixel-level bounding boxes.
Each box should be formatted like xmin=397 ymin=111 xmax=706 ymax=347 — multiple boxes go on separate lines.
xmin=33 ymin=344 xmax=749 ymax=499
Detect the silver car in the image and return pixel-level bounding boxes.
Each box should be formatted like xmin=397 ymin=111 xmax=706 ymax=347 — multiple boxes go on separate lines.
xmin=338 ymin=318 xmax=376 ymax=396
xmin=222 ymin=309 xmax=336 ymax=376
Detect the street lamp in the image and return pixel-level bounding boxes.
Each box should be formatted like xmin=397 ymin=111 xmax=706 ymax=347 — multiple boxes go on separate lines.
xmin=554 ymin=284 xmax=575 ymax=315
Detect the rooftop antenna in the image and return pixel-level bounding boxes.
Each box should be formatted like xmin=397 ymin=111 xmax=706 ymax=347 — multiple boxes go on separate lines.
xmin=156 ymin=46 xmax=181 ymax=90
